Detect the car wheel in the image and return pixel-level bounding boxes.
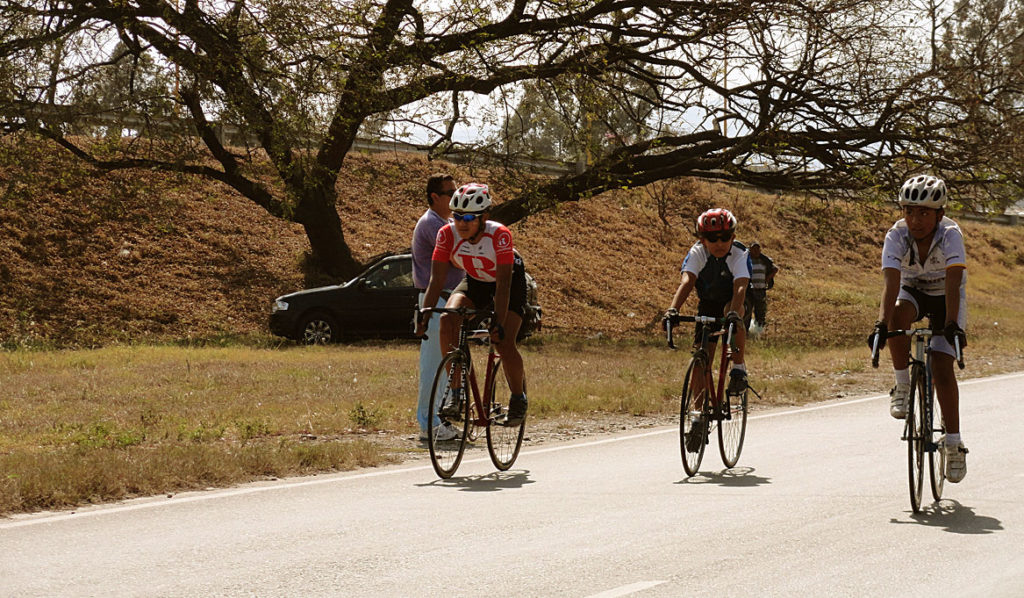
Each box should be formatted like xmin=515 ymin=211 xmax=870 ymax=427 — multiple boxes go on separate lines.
xmin=298 ymin=311 xmax=338 ymax=345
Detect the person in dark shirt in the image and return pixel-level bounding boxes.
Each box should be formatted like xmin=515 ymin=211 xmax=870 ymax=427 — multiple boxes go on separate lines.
xmin=743 ymin=241 xmax=778 ymax=335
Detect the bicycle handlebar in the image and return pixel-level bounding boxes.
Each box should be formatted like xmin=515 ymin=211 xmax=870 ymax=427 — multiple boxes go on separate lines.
xmin=418 ymin=306 xmax=496 ymax=342
xmin=870 ymin=328 xmax=965 ymax=370
xmin=422 ymin=306 xmax=494 ymax=318
xmin=663 ymin=314 xmax=733 ymax=351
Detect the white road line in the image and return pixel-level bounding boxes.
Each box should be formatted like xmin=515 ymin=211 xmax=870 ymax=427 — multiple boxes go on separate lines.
xmin=584 ymin=580 xmax=667 ymax=598
xmin=4 ymin=371 xmax=1022 ymax=530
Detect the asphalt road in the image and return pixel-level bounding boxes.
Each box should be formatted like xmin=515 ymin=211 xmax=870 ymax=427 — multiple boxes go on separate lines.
xmin=3 ymin=372 xmax=1023 ymax=597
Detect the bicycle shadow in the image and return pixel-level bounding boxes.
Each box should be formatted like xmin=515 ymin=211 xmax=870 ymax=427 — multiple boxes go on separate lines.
xmin=416 ymin=470 xmax=534 ymax=492
xmin=890 ymin=499 xmax=1003 ymax=534
xmin=675 ymin=466 xmax=771 ymax=487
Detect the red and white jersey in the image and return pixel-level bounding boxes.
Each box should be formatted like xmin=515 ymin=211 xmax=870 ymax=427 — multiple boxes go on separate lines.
xmin=433 ymin=220 xmax=515 ymax=282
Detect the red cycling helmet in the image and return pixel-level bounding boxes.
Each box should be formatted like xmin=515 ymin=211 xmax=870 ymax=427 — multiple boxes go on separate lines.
xmin=695 ymin=208 xmax=737 ymax=237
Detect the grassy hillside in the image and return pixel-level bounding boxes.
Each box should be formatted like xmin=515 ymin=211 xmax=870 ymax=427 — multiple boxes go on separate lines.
xmin=3 ymin=136 xmax=1024 ymax=353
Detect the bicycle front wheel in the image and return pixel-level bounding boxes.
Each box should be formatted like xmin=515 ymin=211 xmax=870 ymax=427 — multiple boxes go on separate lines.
xmin=428 ymin=351 xmax=471 ymax=479
xmin=906 ymin=364 xmax=925 ymax=513
xmin=680 ymin=358 xmax=709 ymax=477
xmin=486 ymin=358 xmax=526 ymax=471
xmin=926 ymin=372 xmax=945 ymax=501
xmin=718 ymin=387 xmax=748 ymax=468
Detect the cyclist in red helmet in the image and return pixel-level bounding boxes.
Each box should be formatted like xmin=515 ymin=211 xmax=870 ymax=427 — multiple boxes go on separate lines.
xmin=664 ymin=208 xmax=752 ymax=397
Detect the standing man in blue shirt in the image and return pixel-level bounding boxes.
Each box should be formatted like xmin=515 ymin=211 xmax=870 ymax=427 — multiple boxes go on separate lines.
xmin=412 ymin=173 xmax=464 ymax=441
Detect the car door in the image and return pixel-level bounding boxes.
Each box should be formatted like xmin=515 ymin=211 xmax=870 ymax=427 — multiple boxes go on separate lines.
xmin=353 ymin=255 xmax=419 ymax=338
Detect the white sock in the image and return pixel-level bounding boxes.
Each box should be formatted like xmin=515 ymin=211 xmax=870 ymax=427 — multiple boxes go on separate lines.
xmin=732 ymin=363 xmax=746 ymax=372
xmin=943 ymin=432 xmax=961 ymax=446
xmin=894 ymin=368 xmax=910 ymax=386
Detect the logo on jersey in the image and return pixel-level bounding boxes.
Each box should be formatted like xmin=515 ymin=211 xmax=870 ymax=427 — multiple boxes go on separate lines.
xmin=459 ymin=255 xmax=497 ymax=280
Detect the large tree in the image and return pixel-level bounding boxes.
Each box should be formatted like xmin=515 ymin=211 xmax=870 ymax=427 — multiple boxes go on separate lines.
xmin=934 ymin=0 xmax=1024 ymax=207
xmin=0 ymin=0 xmax=1016 ymax=277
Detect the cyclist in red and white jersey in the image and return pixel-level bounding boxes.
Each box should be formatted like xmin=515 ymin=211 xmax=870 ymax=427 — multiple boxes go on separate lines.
xmin=868 ymin=175 xmax=968 ymax=482
xmin=416 ymin=183 xmax=529 ymax=426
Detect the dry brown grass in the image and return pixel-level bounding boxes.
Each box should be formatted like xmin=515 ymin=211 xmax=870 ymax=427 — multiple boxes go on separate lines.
xmin=3 ymin=336 xmax=1022 ymax=514
xmin=0 ymin=344 xmax=417 ymax=513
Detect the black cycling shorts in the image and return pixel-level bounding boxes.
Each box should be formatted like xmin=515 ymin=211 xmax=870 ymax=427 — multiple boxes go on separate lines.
xmin=900 ymin=285 xmax=946 ymax=327
xmin=453 ymin=254 xmax=528 ymax=319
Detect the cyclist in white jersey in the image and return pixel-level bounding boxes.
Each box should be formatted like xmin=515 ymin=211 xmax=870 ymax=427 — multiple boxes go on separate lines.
xmin=664 ymin=208 xmax=752 ymax=400
xmin=868 ymin=175 xmax=968 ymax=482
xmin=416 ymin=183 xmax=529 ymax=426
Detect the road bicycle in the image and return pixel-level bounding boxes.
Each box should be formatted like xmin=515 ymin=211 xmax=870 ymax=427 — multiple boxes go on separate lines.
xmin=424 ymin=306 xmax=526 ymax=479
xmin=872 ymin=327 xmax=964 ymax=513
xmin=665 ymin=314 xmax=750 ymax=476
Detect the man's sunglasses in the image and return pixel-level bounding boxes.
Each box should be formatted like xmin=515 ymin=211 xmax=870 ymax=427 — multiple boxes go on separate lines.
xmin=435 ymin=189 xmax=455 ymax=197
xmin=451 ymin=212 xmax=482 ymax=222
xmin=701 ymin=232 xmax=733 ymax=243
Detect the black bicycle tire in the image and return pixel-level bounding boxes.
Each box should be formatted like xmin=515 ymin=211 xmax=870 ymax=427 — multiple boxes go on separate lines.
xmin=427 ymin=351 xmax=472 ymax=479
xmin=486 ymin=358 xmax=526 ymax=471
xmin=926 ymin=358 xmax=946 ymax=501
xmin=680 ymin=357 xmax=709 ymax=477
xmin=907 ymin=364 xmax=925 ymax=513
xmin=718 ymin=387 xmax=748 ymax=468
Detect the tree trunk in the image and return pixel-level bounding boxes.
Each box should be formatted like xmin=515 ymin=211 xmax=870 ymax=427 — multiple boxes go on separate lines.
xmin=294 ymin=186 xmax=361 ymax=279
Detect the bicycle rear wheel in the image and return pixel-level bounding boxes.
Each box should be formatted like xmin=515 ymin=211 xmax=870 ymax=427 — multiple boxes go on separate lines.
xmin=486 ymin=358 xmax=525 ymax=471
xmin=926 ymin=371 xmax=945 ymax=501
xmin=428 ymin=351 xmax=471 ymax=479
xmin=718 ymin=387 xmax=748 ymax=468
xmin=906 ymin=364 xmax=925 ymax=513
xmin=680 ymin=358 xmax=709 ymax=477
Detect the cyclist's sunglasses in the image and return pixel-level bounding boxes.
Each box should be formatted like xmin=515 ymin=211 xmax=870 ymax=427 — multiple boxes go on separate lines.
xmin=701 ymin=232 xmax=733 ymax=243
xmin=451 ymin=212 xmax=482 ymax=222
xmin=435 ymin=188 xmax=456 ymax=197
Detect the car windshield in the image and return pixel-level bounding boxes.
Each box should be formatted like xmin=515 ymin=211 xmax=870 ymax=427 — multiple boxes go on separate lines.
xmin=362 ymin=258 xmax=414 ymax=290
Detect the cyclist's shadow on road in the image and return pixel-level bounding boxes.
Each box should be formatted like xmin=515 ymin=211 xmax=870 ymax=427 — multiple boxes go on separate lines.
xmin=675 ymin=466 xmax=771 ymax=487
xmin=416 ymin=470 xmax=534 ymax=492
xmin=891 ymin=499 xmax=1003 ymax=534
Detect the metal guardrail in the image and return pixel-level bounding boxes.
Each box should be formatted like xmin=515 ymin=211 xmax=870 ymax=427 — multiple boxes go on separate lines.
xmin=4 ymin=102 xmax=578 ymax=177
xmin=954 ymin=211 xmax=1022 ymax=226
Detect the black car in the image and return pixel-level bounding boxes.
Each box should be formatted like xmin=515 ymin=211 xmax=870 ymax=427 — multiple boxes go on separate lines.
xmin=269 ymin=252 xmax=542 ymax=344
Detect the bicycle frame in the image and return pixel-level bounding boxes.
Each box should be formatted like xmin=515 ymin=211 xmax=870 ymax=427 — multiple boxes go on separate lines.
xmin=423 ymin=305 xmax=526 ymax=478
xmin=871 ymin=326 xmax=963 ymax=511
xmin=668 ymin=315 xmax=737 ymax=409
xmin=463 ymin=330 xmax=502 ymax=427
xmin=667 ymin=313 xmax=748 ymax=474
xmin=432 ymin=307 xmax=502 ymax=427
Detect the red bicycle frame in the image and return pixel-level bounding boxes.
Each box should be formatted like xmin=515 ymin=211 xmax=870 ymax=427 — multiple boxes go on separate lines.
xmin=463 ymin=330 xmax=503 ymax=426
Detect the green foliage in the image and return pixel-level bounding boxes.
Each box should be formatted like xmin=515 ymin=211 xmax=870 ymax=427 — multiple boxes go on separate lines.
xmin=348 ymin=402 xmax=383 ymax=429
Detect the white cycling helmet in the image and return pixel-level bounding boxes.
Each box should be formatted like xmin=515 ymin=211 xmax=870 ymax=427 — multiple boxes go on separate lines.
xmin=899 ymin=175 xmax=947 ymax=209
xmin=449 ymin=183 xmax=492 ymax=213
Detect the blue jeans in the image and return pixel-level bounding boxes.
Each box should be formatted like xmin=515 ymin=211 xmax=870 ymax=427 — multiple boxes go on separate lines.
xmin=418 ymin=293 xmax=448 ymax=431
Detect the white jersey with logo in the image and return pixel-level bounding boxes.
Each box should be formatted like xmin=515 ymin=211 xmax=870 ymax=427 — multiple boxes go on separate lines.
xmin=882 ymin=216 xmax=967 ymax=295
xmin=433 ymin=220 xmax=515 ymax=283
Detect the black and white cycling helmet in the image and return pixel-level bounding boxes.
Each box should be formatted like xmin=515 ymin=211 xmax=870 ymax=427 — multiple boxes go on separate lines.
xmin=449 ymin=183 xmax=492 ymax=213
xmin=899 ymin=175 xmax=947 ymax=209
